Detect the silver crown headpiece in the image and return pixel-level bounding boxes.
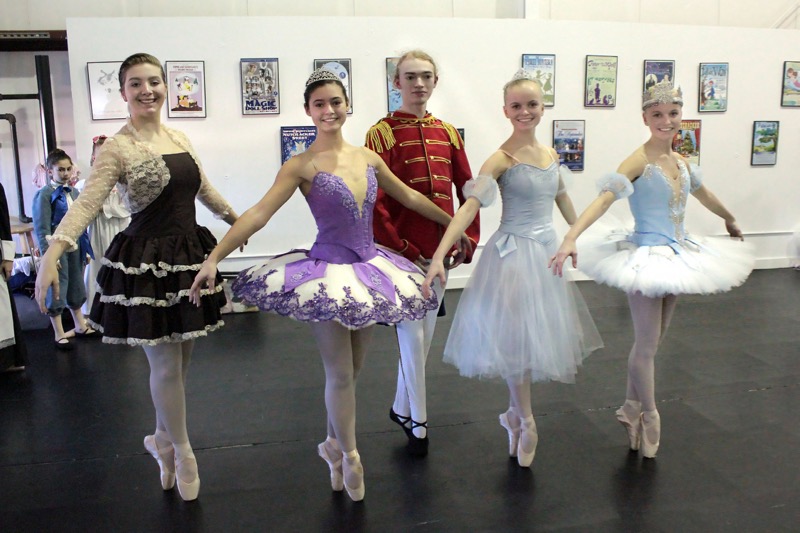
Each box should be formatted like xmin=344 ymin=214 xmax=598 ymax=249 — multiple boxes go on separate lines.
xmin=306 ymin=68 xmax=340 ymax=87
xmin=503 ymin=68 xmax=540 ymax=92
xmin=642 ymin=82 xmax=683 ymax=110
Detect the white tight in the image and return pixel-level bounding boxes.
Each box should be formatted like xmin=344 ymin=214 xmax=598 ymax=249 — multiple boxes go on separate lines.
xmin=143 ymin=340 xmax=194 ymax=446
xmin=506 ymin=374 xmax=533 ymax=420
xmin=625 ymin=292 xmax=678 ymax=412
xmin=311 ymin=321 xmax=374 ymax=454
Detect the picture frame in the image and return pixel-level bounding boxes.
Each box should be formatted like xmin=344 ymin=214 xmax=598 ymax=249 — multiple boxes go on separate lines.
xmin=457 ymin=128 xmax=465 ymax=143
xmin=780 ymin=61 xmax=800 ymax=107
xmin=585 ymin=55 xmax=617 ymax=107
xmin=240 ymin=58 xmax=280 ymax=115
xmin=86 ymin=61 xmax=128 ymax=120
xmin=643 ymin=60 xmax=675 ymax=91
xmin=751 ymin=121 xmax=779 ymax=166
xmin=314 ymin=59 xmax=352 ymax=114
xmin=165 ymin=60 xmax=207 ymax=118
xmin=281 ymin=126 xmax=317 ymax=164
xmin=386 ymin=57 xmax=401 ymax=113
xmin=673 ymin=119 xmax=701 ymax=166
xmin=698 ymin=63 xmax=728 ymax=112
xmin=552 ymin=120 xmax=585 ymax=171
xmin=521 ymin=53 xmax=556 ymax=107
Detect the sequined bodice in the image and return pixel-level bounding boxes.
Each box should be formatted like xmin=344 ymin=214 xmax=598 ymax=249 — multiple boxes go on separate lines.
xmin=629 ymin=160 xmax=689 ymax=246
xmin=306 ymin=167 xmax=378 ymax=264
xmin=497 ymin=162 xmax=559 ymax=244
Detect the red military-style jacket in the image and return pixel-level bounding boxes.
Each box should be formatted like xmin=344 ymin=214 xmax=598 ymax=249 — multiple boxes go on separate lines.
xmin=365 ymin=111 xmax=479 ymax=263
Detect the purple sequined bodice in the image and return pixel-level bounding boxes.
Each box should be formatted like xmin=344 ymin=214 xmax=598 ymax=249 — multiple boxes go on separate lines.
xmin=306 ymin=167 xmax=378 ymax=264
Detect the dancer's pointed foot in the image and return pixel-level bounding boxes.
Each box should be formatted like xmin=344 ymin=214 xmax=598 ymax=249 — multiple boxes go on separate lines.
xmin=615 ymin=400 xmax=643 ymax=451
xmin=640 ymin=409 xmax=661 ymax=459
xmin=499 ymin=408 xmax=521 ymax=458
xmin=143 ymin=434 xmax=176 ymax=490
xmin=517 ymin=415 xmax=538 ymax=468
xmin=317 ymin=437 xmax=343 ymax=491
xmin=342 ymin=450 xmax=365 ymax=502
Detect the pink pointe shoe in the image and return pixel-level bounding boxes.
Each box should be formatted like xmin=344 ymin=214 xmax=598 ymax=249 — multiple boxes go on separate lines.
xmin=615 ymin=400 xmax=643 ymax=451
xmin=143 ymin=435 xmax=176 ymax=490
xmin=175 ymin=454 xmax=201 ymax=501
xmin=317 ymin=437 xmax=344 ymax=492
xmin=516 ymin=415 xmax=538 ymax=468
xmin=342 ymin=450 xmax=365 ymax=502
xmin=640 ymin=410 xmax=661 ymax=459
xmin=499 ymin=409 xmax=521 ymax=458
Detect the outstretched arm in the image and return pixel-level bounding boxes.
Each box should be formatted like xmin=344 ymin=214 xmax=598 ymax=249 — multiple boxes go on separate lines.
xmin=691 ymin=185 xmax=743 ymax=239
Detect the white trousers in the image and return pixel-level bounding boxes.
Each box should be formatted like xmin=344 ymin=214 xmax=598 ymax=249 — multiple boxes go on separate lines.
xmin=392 ymin=274 xmax=446 ymax=425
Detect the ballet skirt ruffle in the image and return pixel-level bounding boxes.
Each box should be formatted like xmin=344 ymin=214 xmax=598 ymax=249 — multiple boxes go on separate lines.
xmin=231 ymin=247 xmax=437 ymax=330
xmin=88 ymin=225 xmax=225 ymax=345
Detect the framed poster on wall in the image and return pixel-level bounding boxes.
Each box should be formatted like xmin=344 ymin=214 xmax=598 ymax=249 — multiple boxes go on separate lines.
xmin=240 ymin=58 xmax=280 ymax=115
xmin=386 ymin=57 xmax=401 ymax=113
xmin=166 ymin=60 xmax=206 ymax=118
xmin=281 ymin=126 xmax=317 ymax=164
xmin=552 ymin=120 xmax=585 ymax=171
xmin=698 ymin=62 xmax=728 ymax=112
xmin=86 ymin=61 xmax=127 ymax=120
xmin=313 ymin=59 xmax=352 ymax=114
xmin=781 ymin=61 xmax=800 ymax=107
xmin=643 ymin=60 xmax=675 ymax=91
xmin=585 ymin=55 xmax=617 ymax=107
xmin=751 ymin=121 xmax=779 ymax=166
xmin=673 ymin=120 xmax=701 ymax=166
xmin=521 ymin=54 xmax=556 ymax=107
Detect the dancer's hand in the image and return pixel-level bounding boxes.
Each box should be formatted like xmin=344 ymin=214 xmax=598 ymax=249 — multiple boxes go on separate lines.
xmin=35 ymin=256 xmax=60 ymax=313
xmin=189 ymin=259 xmax=219 ymax=306
xmin=238 ymin=239 xmax=248 ymax=253
xmin=726 ymin=220 xmax=743 ymax=240
xmin=414 ymin=256 xmax=430 ymax=274
xmin=448 ymin=233 xmax=473 ymax=269
xmin=549 ymin=239 xmax=577 ymax=277
xmin=422 ymin=259 xmax=446 ymax=299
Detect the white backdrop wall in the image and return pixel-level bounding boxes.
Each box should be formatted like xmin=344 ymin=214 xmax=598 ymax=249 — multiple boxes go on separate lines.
xmin=65 ymin=16 xmax=799 ymax=286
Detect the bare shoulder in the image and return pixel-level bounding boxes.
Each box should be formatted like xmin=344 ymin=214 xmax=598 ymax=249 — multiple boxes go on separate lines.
xmin=617 ymin=148 xmax=646 ymax=180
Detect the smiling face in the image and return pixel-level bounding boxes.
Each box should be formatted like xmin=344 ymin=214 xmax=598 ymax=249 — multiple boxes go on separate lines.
xmin=305 ymin=82 xmax=348 ymax=132
xmin=394 ymin=57 xmax=438 ymax=108
xmin=642 ymin=102 xmax=683 ymax=140
xmin=120 ymin=63 xmax=166 ymax=120
xmin=503 ymin=80 xmax=544 ymax=131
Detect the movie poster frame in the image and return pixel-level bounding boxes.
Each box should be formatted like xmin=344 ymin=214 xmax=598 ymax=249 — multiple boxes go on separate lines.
xmin=86 ymin=61 xmax=128 ymax=120
xmin=584 ymin=55 xmax=618 ymax=108
xmin=673 ymin=119 xmax=701 ymax=166
xmin=165 ymin=60 xmax=207 ymax=118
xmin=521 ymin=53 xmax=556 ymax=107
xmin=385 ymin=57 xmax=401 ymax=113
xmin=552 ymin=119 xmax=585 ymax=171
xmin=280 ymin=126 xmax=317 ymax=164
xmin=240 ymin=58 xmax=280 ymax=115
xmin=313 ymin=58 xmax=353 ymax=114
xmin=750 ymin=121 xmax=779 ymax=166
xmin=698 ymin=62 xmax=729 ymax=112
xmin=780 ymin=60 xmax=800 ymax=107
xmin=643 ymin=59 xmax=675 ymax=91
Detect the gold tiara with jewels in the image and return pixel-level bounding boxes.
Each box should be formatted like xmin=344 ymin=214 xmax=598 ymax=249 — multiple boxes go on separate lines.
xmin=642 ymin=82 xmax=683 ymax=109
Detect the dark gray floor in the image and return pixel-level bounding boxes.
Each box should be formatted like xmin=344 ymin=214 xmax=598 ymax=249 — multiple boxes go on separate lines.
xmin=1 ymin=269 xmax=798 ymax=532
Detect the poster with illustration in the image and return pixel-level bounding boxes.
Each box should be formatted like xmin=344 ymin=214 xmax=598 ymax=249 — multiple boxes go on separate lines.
xmin=673 ymin=120 xmax=701 ymax=166
xmin=166 ymin=60 xmax=206 ymax=118
xmin=643 ymin=60 xmax=675 ymax=91
xmin=585 ymin=55 xmax=617 ymax=108
xmin=386 ymin=57 xmax=401 ymax=113
xmin=781 ymin=61 xmax=800 ymax=107
xmin=281 ymin=126 xmax=317 ymax=164
xmin=241 ymin=58 xmax=280 ymax=115
xmin=521 ymin=54 xmax=556 ymax=107
xmin=313 ymin=59 xmax=352 ymax=114
xmin=751 ymin=121 xmax=779 ymax=166
xmin=698 ymin=63 xmax=728 ymax=112
xmin=87 ymin=61 xmax=128 ymax=120
xmin=553 ymin=120 xmax=585 ymax=171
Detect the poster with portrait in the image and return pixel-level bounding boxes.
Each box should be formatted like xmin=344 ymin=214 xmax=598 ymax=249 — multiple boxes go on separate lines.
xmin=521 ymin=54 xmax=556 ymax=107
xmin=166 ymin=60 xmax=206 ymax=118
xmin=552 ymin=120 xmax=585 ymax=171
xmin=386 ymin=57 xmax=401 ymax=113
xmin=585 ymin=55 xmax=617 ymax=107
xmin=672 ymin=120 xmax=701 ymax=166
xmin=281 ymin=126 xmax=317 ymax=164
xmin=240 ymin=58 xmax=280 ymax=115
xmin=751 ymin=121 xmax=779 ymax=166
xmin=781 ymin=61 xmax=800 ymax=107
xmin=698 ymin=63 xmax=728 ymax=112
xmin=313 ymin=59 xmax=352 ymax=114
xmin=643 ymin=60 xmax=675 ymax=91
xmin=86 ymin=61 xmax=128 ymax=120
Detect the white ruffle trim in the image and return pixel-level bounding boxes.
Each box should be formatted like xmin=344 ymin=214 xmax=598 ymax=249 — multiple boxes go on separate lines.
xmin=87 ymin=318 xmax=224 ymax=346
xmin=463 ymin=175 xmax=498 ymax=207
xmin=100 ymin=257 xmax=203 ymax=277
xmin=47 ymin=233 xmax=78 ymax=252
xmin=596 ymin=173 xmax=634 ymax=200
xmin=688 ymin=163 xmax=703 ymax=192
xmin=97 ymin=284 xmax=223 ymax=307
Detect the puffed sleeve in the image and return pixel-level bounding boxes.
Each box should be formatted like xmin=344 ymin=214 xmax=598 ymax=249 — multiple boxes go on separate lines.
xmin=596 ymin=172 xmax=634 ymax=200
xmin=50 ymin=138 xmax=121 ymax=250
xmin=462 ymin=175 xmax=498 ymax=208
xmin=688 ymin=164 xmax=703 ymax=192
xmin=556 ymin=165 xmax=573 ymax=195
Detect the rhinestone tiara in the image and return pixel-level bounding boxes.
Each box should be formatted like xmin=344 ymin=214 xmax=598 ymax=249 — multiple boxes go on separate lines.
xmin=306 ymin=68 xmax=340 ymax=87
xmin=642 ymin=82 xmax=683 ymax=109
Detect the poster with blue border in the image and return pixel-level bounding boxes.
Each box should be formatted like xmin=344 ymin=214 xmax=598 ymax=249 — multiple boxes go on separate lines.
xmin=281 ymin=126 xmax=316 ymax=164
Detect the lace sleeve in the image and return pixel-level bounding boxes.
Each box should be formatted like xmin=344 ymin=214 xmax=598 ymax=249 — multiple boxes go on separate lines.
xmin=596 ymin=172 xmax=634 ymax=200
xmin=50 ymin=140 xmax=121 ymax=250
xmin=462 ymin=175 xmax=498 ymax=208
xmin=688 ymin=163 xmax=703 ymax=192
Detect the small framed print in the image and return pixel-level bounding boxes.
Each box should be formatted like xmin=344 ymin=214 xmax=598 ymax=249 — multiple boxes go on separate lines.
xmin=698 ymin=63 xmax=728 ymax=112
xmin=281 ymin=126 xmax=317 ymax=164
xmin=457 ymin=128 xmax=465 ymax=143
xmin=386 ymin=57 xmax=401 ymax=113
xmin=643 ymin=60 xmax=675 ymax=91
xmin=553 ymin=120 xmax=585 ymax=171
xmin=781 ymin=61 xmax=800 ymax=107
xmin=585 ymin=55 xmax=617 ymax=107
xmin=521 ymin=54 xmax=556 ymax=107
xmin=166 ymin=60 xmax=206 ymax=118
xmin=314 ymin=59 xmax=352 ymax=114
xmin=86 ymin=61 xmax=127 ymax=120
xmin=672 ymin=119 xmax=701 ymax=166
xmin=241 ymin=58 xmax=280 ymax=115
xmin=751 ymin=121 xmax=779 ymax=166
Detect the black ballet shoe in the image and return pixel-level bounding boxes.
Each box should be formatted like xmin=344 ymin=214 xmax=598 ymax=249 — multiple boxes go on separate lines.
xmin=389 ymin=407 xmax=411 ymax=431
xmin=405 ymin=419 xmax=429 ymax=457
xmin=54 ymin=337 xmax=74 ymax=351
xmin=74 ymin=326 xmax=100 ymax=338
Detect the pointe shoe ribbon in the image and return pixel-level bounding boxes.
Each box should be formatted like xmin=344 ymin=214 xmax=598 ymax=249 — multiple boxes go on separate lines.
xmin=318 ymin=438 xmax=344 ymax=492
xmin=143 ymin=435 xmax=176 ymax=490
xmin=517 ymin=416 xmax=538 ymax=468
xmin=342 ymin=450 xmax=365 ymax=502
xmin=176 ymin=455 xmax=201 ymax=501
xmin=615 ymin=400 xmax=642 ymax=451
xmin=499 ymin=410 xmax=520 ymax=458
xmin=640 ymin=410 xmax=661 ymax=459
